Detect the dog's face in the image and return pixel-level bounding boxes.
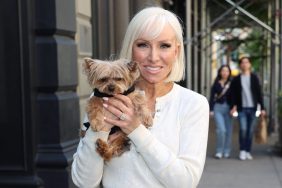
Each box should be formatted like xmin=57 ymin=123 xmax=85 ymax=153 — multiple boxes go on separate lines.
xmin=83 ymin=58 xmax=140 ymax=95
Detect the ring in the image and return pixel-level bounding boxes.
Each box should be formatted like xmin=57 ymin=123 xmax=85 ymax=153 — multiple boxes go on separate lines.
xmin=119 ymin=113 xmax=127 ymax=121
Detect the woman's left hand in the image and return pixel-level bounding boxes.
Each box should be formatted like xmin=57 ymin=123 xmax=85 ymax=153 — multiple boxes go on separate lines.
xmin=102 ymin=94 xmax=141 ymax=135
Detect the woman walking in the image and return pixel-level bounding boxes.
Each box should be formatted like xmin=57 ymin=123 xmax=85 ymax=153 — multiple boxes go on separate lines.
xmin=210 ymin=65 xmax=233 ymax=159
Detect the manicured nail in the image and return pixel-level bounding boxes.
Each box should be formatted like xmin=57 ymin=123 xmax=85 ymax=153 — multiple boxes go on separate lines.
xmin=103 ymin=103 xmax=108 ymax=108
xmin=103 ymin=97 xmax=108 ymax=101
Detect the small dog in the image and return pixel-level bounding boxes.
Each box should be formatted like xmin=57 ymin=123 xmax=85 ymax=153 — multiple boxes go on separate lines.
xmin=82 ymin=58 xmax=153 ymax=161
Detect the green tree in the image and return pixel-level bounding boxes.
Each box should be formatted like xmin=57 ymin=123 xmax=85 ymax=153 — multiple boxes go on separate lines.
xmin=241 ymin=28 xmax=267 ymax=72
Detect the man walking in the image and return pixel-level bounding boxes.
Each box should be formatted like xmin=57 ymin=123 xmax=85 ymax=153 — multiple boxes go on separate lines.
xmin=230 ymin=57 xmax=266 ymax=160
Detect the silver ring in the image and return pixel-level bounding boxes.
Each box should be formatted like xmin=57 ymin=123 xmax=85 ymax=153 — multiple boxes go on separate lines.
xmin=119 ymin=113 xmax=127 ymax=121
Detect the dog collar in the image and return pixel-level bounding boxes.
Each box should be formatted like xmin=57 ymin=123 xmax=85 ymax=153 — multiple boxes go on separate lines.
xmin=93 ymin=85 xmax=135 ymax=98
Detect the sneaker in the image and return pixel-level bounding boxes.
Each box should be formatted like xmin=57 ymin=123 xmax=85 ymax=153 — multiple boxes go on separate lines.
xmin=239 ymin=150 xmax=246 ymax=160
xmin=246 ymin=152 xmax=253 ymax=160
xmin=223 ymin=153 xmax=230 ymax=158
xmin=214 ymin=153 xmax=222 ymax=159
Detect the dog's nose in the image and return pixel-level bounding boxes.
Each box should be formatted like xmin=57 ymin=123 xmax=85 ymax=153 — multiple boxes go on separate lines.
xmin=108 ymin=85 xmax=115 ymax=92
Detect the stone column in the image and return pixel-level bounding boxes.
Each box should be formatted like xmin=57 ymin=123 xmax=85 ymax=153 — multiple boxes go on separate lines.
xmin=35 ymin=0 xmax=79 ymax=187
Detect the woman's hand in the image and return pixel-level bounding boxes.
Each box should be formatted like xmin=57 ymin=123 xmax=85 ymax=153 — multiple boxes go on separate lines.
xmin=102 ymin=94 xmax=141 ymax=135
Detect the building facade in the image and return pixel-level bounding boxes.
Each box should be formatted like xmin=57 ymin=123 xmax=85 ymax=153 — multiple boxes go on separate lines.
xmin=1 ymin=0 xmax=206 ymax=187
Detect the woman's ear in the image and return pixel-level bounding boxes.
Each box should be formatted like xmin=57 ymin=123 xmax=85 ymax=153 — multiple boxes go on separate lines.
xmin=175 ymin=42 xmax=180 ymax=58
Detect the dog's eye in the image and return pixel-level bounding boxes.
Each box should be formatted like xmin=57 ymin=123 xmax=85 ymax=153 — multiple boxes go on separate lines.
xmin=115 ymin=78 xmax=123 ymax=81
xmin=100 ymin=78 xmax=108 ymax=82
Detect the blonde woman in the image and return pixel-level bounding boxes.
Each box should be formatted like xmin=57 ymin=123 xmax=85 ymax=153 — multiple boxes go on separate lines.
xmin=72 ymin=7 xmax=209 ymax=188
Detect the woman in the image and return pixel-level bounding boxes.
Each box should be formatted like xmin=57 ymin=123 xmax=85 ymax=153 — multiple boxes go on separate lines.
xmin=210 ymin=65 xmax=232 ymax=159
xmin=72 ymin=7 xmax=209 ymax=188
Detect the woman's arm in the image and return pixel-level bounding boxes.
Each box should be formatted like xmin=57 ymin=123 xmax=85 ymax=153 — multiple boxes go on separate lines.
xmin=128 ymin=96 xmax=209 ymax=188
xmin=71 ymin=129 xmax=109 ymax=188
xmin=209 ymin=83 xmax=217 ymax=111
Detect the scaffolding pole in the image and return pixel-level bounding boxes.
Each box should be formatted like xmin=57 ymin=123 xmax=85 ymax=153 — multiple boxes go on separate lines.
xmin=224 ymin=0 xmax=278 ymax=35
xmin=186 ymin=0 xmax=192 ymax=89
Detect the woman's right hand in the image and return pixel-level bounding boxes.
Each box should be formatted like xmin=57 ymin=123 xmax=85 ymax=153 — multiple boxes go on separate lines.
xmin=210 ymin=111 xmax=214 ymax=116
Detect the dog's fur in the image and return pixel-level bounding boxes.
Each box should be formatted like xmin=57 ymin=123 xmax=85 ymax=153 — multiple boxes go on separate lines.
xmin=82 ymin=58 xmax=153 ymax=161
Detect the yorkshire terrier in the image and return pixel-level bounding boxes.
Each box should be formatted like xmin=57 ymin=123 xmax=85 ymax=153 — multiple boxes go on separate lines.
xmin=82 ymin=58 xmax=153 ymax=161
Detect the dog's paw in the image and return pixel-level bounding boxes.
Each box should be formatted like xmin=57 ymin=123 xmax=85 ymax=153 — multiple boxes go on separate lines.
xmin=89 ymin=119 xmax=99 ymax=131
xmin=96 ymin=139 xmax=109 ymax=156
xmin=90 ymin=118 xmax=106 ymax=132
xmin=96 ymin=139 xmax=113 ymax=161
xmin=142 ymin=115 xmax=153 ymax=127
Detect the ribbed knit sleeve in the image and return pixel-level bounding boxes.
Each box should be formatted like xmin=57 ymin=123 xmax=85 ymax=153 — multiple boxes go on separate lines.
xmin=128 ymin=94 xmax=209 ymax=188
xmin=71 ymin=129 xmax=109 ymax=188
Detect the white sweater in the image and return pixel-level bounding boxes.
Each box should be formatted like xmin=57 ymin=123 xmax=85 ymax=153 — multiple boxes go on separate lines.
xmin=71 ymin=84 xmax=209 ymax=188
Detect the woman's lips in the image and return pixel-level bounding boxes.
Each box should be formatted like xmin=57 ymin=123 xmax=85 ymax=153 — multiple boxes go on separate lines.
xmin=144 ymin=66 xmax=162 ymax=74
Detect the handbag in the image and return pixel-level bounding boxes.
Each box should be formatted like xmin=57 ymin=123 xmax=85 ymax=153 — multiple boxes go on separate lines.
xmin=214 ymin=81 xmax=231 ymax=101
xmin=255 ymin=116 xmax=267 ymax=144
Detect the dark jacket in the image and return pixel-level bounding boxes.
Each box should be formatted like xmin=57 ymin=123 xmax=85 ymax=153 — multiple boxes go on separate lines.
xmin=230 ymin=73 xmax=264 ymax=111
xmin=209 ymin=80 xmax=232 ymax=111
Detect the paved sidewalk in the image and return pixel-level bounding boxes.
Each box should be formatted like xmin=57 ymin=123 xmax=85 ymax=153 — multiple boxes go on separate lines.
xmin=198 ymin=119 xmax=282 ymax=188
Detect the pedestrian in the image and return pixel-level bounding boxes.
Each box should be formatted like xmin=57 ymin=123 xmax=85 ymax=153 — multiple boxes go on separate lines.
xmin=209 ymin=65 xmax=233 ymax=159
xmin=71 ymin=6 xmax=209 ymax=188
xmin=230 ymin=56 xmax=266 ymax=160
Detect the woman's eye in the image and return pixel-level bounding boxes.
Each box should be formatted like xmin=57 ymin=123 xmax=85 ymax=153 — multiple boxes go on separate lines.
xmin=136 ymin=43 xmax=148 ymax=48
xmin=160 ymin=43 xmax=171 ymax=49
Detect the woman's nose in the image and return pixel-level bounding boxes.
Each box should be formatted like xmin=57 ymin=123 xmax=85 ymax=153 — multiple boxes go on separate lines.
xmin=148 ymin=47 xmax=159 ymax=62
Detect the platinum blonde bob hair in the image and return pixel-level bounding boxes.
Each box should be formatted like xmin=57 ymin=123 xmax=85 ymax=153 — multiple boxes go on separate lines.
xmin=119 ymin=7 xmax=185 ymax=82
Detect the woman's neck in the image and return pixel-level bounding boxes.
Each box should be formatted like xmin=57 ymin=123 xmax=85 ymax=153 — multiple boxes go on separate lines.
xmin=220 ymin=78 xmax=228 ymax=83
xmin=136 ymin=80 xmax=173 ymax=98
xmin=136 ymin=79 xmax=173 ymax=112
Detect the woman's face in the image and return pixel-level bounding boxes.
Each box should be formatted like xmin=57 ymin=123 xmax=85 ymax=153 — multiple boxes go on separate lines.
xmin=132 ymin=24 xmax=179 ymax=84
xmin=220 ymin=67 xmax=230 ymax=80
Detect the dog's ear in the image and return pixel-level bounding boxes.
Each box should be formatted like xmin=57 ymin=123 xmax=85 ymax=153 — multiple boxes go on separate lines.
xmin=83 ymin=58 xmax=94 ymax=69
xmin=83 ymin=58 xmax=96 ymax=75
xmin=127 ymin=61 xmax=138 ymax=72
xmin=127 ymin=61 xmax=140 ymax=80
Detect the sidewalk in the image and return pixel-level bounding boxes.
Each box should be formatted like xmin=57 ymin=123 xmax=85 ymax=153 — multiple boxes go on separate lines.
xmin=198 ymin=118 xmax=282 ymax=188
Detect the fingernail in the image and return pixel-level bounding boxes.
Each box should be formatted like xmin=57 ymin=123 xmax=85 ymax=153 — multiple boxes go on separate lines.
xmin=103 ymin=103 xmax=108 ymax=108
xmin=103 ymin=97 xmax=108 ymax=101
